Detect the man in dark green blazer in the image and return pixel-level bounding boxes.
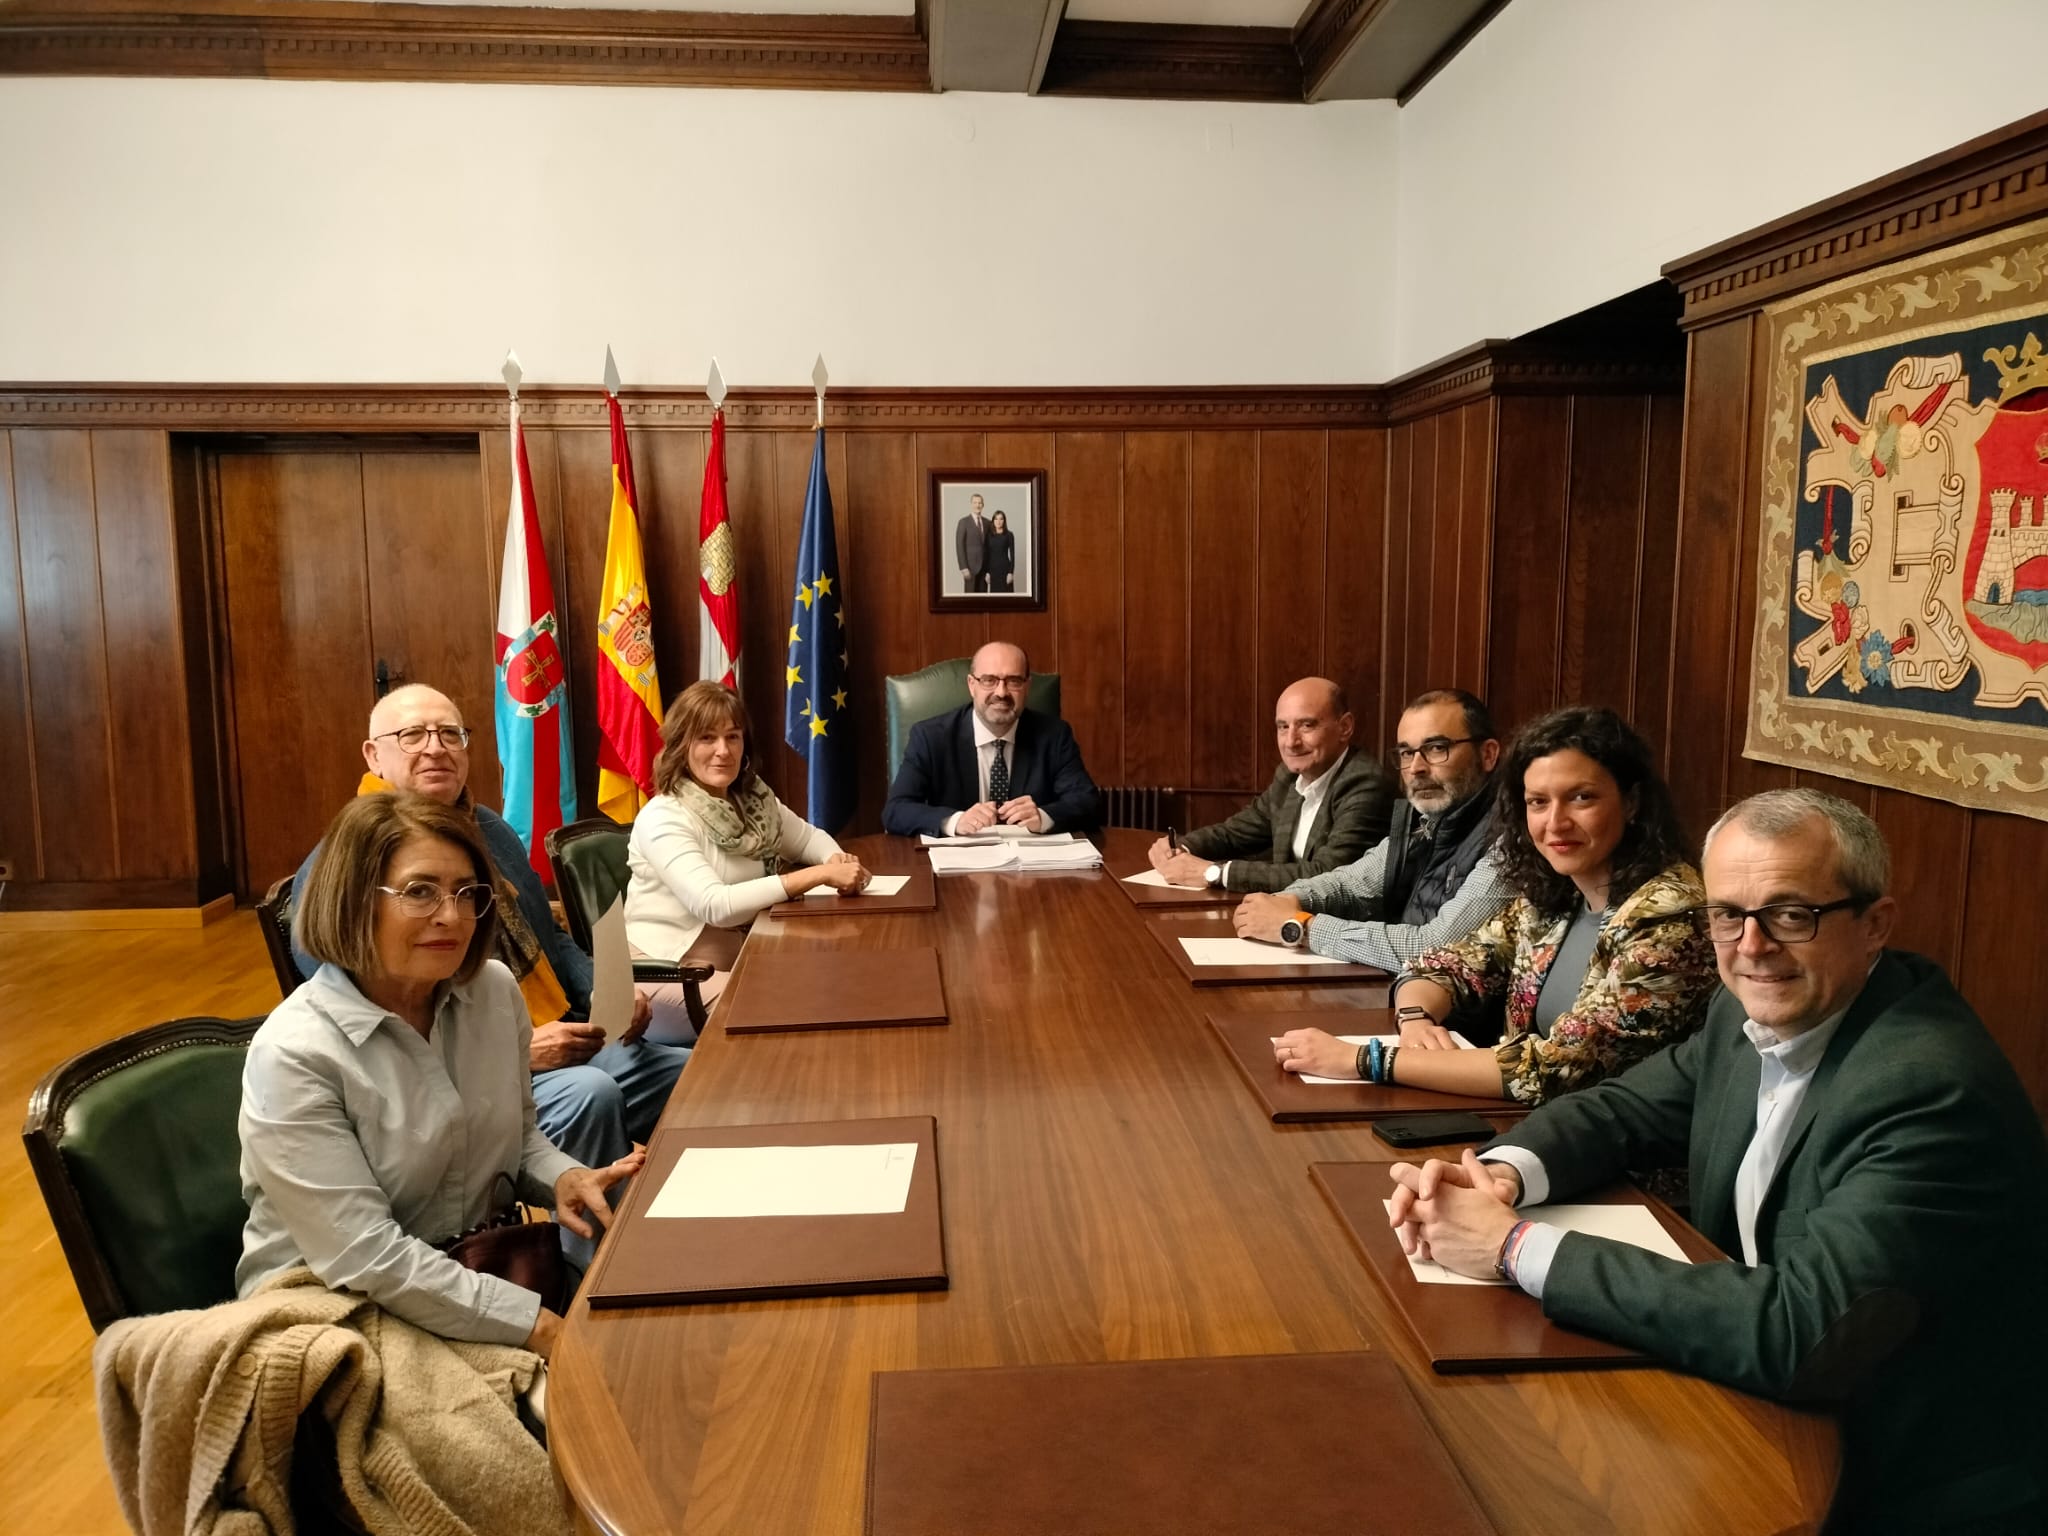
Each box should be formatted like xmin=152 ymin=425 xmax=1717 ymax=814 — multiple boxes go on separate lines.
xmin=1148 ymin=677 xmax=1394 ymax=893
xmin=1388 ymin=788 xmax=2047 ymax=1534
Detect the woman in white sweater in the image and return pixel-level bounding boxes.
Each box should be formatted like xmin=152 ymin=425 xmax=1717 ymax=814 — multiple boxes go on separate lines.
xmin=627 ymin=681 xmax=869 ymax=1036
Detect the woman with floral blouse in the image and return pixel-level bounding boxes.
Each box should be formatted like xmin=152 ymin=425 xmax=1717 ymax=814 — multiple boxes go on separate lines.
xmin=1273 ymin=707 xmax=1714 ymax=1104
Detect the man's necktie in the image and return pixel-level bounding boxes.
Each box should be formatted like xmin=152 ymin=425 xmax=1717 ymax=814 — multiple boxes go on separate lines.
xmin=989 ymin=740 xmax=1010 ymax=805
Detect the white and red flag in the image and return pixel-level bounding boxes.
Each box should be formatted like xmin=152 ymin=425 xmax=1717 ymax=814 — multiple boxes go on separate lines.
xmin=698 ymin=360 xmax=741 ymax=686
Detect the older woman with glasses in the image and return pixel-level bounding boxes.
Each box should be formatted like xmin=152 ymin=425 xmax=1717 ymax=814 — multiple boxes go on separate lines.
xmin=1274 ymin=706 xmax=1716 ymax=1104
xmin=626 ymin=681 xmax=869 ymax=1037
xmin=239 ymin=792 xmax=638 ymax=1359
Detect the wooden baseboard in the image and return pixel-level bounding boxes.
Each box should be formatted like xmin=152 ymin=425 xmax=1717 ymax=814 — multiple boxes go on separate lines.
xmin=0 ymin=893 xmax=236 ymax=931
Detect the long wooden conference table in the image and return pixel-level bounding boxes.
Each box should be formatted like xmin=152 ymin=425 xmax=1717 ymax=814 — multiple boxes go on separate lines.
xmin=550 ymin=830 xmax=1838 ymax=1535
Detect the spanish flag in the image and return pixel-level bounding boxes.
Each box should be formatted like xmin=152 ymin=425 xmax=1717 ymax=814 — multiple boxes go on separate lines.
xmin=595 ymin=362 xmax=662 ymax=821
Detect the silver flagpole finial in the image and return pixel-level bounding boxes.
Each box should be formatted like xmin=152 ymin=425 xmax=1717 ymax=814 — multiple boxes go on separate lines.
xmin=602 ymin=344 xmax=621 ymax=396
xmin=501 ymin=350 xmax=523 ymax=396
xmin=707 ymin=357 xmax=728 ymax=410
xmin=812 ymin=353 xmax=829 ymax=428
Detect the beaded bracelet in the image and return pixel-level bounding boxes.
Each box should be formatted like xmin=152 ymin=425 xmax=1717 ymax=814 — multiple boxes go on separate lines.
xmin=1495 ymin=1219 xmax=1533 ymax=1283
xmin=1355 ymin=1043 xmax=1370 ymax=1081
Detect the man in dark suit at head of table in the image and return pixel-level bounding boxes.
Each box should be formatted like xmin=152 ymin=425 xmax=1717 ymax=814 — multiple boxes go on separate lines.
xmin=1146 ymin=677 xmax=1394 ymax=893
xmin=882 ymin=640 xmax=1099 ymax=838
xmin=1387 ymin=787 xmax=2048 ymax=1534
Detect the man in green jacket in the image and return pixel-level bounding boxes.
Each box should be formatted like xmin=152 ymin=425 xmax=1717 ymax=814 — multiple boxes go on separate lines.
xmin=1147 ymin=677 xmax=1393 ymax=893
xmin=1389 ymin=787 xmax=2047 ymax=1533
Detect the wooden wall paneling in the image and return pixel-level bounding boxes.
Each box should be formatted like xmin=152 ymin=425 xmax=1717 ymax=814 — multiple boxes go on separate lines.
xmin=1255 ymin=430 xmax=1327 ymax=768
xmin=1557 ymin=395 xmax=1650 ymax=717
xmin=214 ymin=450 xmax=375 ymax=896
xmin=0 ymin=432 xmax=39 ymax=883
xmin=1378 ymin=422 xmax=1413 ymax=751
xmin=984 ymin=431 xmax=1057 ymax=678
xmin=1958 ymin=814 xmax=2048 ymax=1113
xmin=537 ymin=428 xmax=612 ymax=819
xmin=629 ymin=425 xmax=704 ymax=696
xmin=1400 ymin=414 xmax=1438 ymax=714
xmin=1629 ymin=393 xmax=1686 ymax=756
xmin=914 ymin=432 xmax=989 ymax=668
xmin=89 ymin=430 xmax=192 ymax=882
xmin=1866 ymin=790 xmax=1969 ymax=975
xmin=1426 ymin=408 xmax=1466 ymax=691
xmin=719 ymin=428 xmax=789 ymax=806
xmin=1323 ymin=427 xmax=1387 ymax=748
xmin=1719 ymin=325 xmax=1795 ymax=812
xmin=1120 ymin=431 xmax=1191 ymax=790
xmin=771 ymin=429 xmax=824 ymax=818
xmin=167 ymin=439 xmax=233 ymax=898
xmin=1051 ymin=432 xmax=1125 ymax=786
xmin=843 ymin=432 xmax=918 ymax=829
xmin=1662 ymin=318 xmax=1757 ymax=836
xmin=11 ymin=430 xmax=118 ymax=884
xmin=1454 ymin=398 xmax=1495 ymax=699
xmin=1189 ymin=431 xmax=1258 ymax=793
xmin=1483 ymin=395 xmax=1569 ymax=735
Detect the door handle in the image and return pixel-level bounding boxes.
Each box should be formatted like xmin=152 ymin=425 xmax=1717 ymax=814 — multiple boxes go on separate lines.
xmin=374 ymin=659 xmax=405 ymax=698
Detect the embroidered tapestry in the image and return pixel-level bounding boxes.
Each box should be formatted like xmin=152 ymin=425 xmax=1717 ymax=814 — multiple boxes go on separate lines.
xmin=1745 ymin=213 xmax=2048 ymax=820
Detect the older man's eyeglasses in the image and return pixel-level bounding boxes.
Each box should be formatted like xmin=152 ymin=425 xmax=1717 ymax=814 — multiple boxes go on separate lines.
xmin=1392 ymin=737 xmax=1473 ymax=767
xmin=1700 ymin=898 xmax=1865 ymax=945
xmin=376 ymin=881 xmax=496 ymax=919
xmin=374 ymin=724 xmax=471 ymax=754
xmin=969 ymin=673 xmax=1029 ymax=691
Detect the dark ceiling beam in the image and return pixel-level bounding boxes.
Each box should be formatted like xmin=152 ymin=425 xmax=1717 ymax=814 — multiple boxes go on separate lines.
xmin=1037 ymin=20 xmax=1299 ymax=103
xmin=925 ymin=0 xmax=1065 ymax=93
xmin=1295 ymin=0 xmax=1506 ymax=103
xmin=0 ymin=0 xmax=930 ymax=91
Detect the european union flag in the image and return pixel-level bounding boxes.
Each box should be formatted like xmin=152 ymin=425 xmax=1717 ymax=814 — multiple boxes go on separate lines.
xmin=783 ymin=427 xmax=855 ymax=832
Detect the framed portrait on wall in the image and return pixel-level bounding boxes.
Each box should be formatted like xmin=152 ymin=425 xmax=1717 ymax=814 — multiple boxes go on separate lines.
xmin=929 ymin=470 xmax=1048 ymax=612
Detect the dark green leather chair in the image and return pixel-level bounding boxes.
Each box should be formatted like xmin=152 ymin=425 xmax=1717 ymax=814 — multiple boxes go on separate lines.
xmin=25 ymin=1016 xmax=261 ymax=1331
xmin=544 ymin=817 xmax=712 ymax=1002
xmin=883 ymin=658 xmax=1062 ymax=783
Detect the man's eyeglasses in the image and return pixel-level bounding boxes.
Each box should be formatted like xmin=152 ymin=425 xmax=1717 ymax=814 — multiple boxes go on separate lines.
xmin=1700 ymin=898 xmax=1866 ymax=945
xmin=969 ymin=673 xmax=1029 ymax=691
xmin=374 ymin=724 xmax=471 ymax=754
xmin=1392 ymin=737 xmax=1473 ymax=767
xmin=376 ymin=880 xmax=496 ymax=919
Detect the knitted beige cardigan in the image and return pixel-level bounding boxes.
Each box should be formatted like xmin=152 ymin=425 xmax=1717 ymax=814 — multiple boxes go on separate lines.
xmin=94 ymin=1268 xmax=571 ymax=1536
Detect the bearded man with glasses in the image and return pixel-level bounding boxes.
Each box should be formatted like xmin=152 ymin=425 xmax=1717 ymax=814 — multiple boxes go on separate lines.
xmin=1386 ymin=788 xmax=2048 ymax=1534
xmin=288 ymin=684 xmax=687 ymax=1183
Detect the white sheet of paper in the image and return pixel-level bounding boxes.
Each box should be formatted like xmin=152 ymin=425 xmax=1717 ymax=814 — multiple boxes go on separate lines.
xmin=587 ymin=894 xmax=635 ymax=1044
xmin=1273 ymin=1032 xmax=1477 ymax=1085
xmin=1179 ymin=936 xmax=1346 ymax=967
xmin=801 ymin=873 xmax=912 ymax=899
xmin=928 ymin=843 xmax=1020 ymax=873
xmin=647 ymin=1142 xmax=920 ymax=1219
xmin=921 ymin=830 xmax=1073 ymax=846
xmin=1380 ymin=1199 xmax=1691 ymax=1285
xmin=1122 ymin=868 xmax=1204 ymax=888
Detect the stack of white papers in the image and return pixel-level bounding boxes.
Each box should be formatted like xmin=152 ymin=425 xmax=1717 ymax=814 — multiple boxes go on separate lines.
xmin=800 ymin=873 xmax=913 ymax=899
xmin=1380 ymin=1198 xmax=1690 ymax=1284
xmin=920 ymin=830 xmax=1075 ymax=847
xmin=928 ymin=840 xmax=1103 ymax=873
xmin=1268 ymin=1031 xmax=1477 ymax=1085
xmin=1178 ymin=936 xmax=1346 ymax=968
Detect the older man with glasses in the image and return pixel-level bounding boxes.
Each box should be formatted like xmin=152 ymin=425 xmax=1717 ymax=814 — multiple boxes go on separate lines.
xmin=1233 ymin=688 xmax=1515 ymax=970
xmin=1386 ymin=788 xmax=2048 ymax=1534
xmin=882 ymin=640 xmax=1100 ymax=838
xmin=288 ymin=684 xmax=687 ymax=1180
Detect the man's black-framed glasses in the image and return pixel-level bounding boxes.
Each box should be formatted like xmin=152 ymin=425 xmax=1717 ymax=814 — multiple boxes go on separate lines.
xmin=969 ymin=673 xmax=1029 ymax=691
xmin=1700 ymin=897 xmax=1866 ymax=945
xmin=1392 ymin=736 xmax=1473 ymax=767
xmin=376 ymin=880 xmax=496 ymax=919
xmin=374 ymin=724 xmax=471 ymax=753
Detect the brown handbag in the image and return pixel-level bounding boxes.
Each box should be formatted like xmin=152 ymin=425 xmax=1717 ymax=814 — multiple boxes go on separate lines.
xmin=439 ymin=1171 xmax=571 ymax=1316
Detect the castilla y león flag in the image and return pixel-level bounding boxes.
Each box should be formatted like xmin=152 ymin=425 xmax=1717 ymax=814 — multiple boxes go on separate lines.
xmin=699 ymin=407 xmax=741 ymax=686
xmin=495 ymin=384 xmax=576 ymax=877
xmin=596 ymin=384 xmax=662 ymax=821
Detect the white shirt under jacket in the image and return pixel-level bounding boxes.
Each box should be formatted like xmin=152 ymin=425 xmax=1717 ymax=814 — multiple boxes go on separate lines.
xmin=625 ymin=790 xmax=842 ymax=960
xmin=236 ymin=959 xmax=577 ymax=1347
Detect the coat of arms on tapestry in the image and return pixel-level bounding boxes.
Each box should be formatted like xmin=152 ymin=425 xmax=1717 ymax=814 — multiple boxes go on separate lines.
xmin=1745 ymin=212 xmax=2048 ymax=820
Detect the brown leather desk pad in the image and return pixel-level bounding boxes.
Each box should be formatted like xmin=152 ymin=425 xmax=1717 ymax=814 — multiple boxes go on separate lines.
xmin=766 ymin=864 xmax=937 ymax=918
xmin=866 ymin=1351 xmax=1496 ymax=1536
xmin=1143 ymin=914 xmax=1391 ymax=987
xmin=584 ymin=1115 xmax=946 ymax=1308
xmin=1097 ymin=829 xmax=1236 ymax=909
xmin=720 ymin=946 xmax=948 ymax=1033
xmin=1210 ymin=1010 xmax=1513 ymax=1121
xmin=1312 ymin=1161 xmax=1724 ymax=1372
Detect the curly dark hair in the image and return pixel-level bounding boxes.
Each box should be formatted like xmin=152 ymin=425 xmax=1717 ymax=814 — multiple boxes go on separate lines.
xmin=1490 ymin=707 xmax=1691 ymax=914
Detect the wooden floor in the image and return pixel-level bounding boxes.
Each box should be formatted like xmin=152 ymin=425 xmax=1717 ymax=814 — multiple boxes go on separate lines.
xmin=3 ymin=910 xmax=280 ymax=1536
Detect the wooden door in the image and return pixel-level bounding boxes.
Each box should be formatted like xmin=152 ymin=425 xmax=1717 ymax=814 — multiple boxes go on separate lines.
xmin=215 ymin=441 xmax=490 ymax=899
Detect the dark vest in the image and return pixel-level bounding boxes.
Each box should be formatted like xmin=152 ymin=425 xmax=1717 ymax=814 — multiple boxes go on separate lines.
xmin=1380 ymin=783 xmax=1496 ymax=925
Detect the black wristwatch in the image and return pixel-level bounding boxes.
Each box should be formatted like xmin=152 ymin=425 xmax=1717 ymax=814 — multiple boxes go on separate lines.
xmin=1278 ymin=910 xmax=1311 ymax=946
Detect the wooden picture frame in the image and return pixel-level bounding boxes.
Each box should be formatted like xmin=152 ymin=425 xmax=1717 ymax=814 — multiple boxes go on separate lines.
xmin=929 ymin=470 xmax=1048 ymax=612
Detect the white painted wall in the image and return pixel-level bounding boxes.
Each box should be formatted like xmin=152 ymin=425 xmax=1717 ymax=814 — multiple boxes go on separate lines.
xmin=0 ymin=78 xmax=1396 ymax=387
xmin=1393 ymin=0 xmax=2048 ymax=375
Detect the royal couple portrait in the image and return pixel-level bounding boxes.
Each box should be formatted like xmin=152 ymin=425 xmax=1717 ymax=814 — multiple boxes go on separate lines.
xmin=954 ymin=490 xmax=1018 ymax=594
